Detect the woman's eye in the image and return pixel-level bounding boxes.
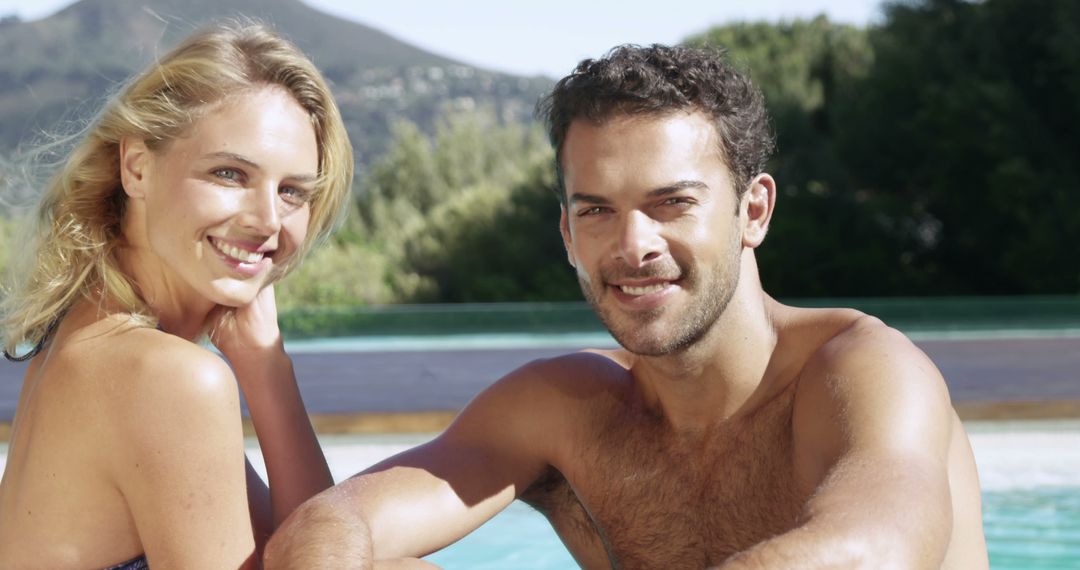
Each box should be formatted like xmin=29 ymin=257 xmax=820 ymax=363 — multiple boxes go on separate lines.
xmin=280 ymin=185 xmax=313 ymax=205
xmin=213 ymin=168 xmax=243 ymax=182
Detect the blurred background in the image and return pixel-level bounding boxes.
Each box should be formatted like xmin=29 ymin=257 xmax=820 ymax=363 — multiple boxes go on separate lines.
xmin=1 ymin=2 xmax=1078 ymax=568
xmin=2 ymin=0 xmax=1077 ymax=318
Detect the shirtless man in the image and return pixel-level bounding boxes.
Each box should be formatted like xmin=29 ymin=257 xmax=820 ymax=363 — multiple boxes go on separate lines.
xmin=265 ymin=44 xmax=988 ymax=569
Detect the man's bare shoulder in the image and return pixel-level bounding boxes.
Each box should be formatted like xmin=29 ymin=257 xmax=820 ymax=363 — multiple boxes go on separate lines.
xmin=788 ymin=308 xmax=954 ymax=475
xmin=480 ymin=348 xmax=634 ymax=404
xmin=775 ymin=304 xmax=937 ymax=380
xmin=803 ymin=311 xmax=943 ymax=388
xmin=444 ymin=349 xmax=633 ymax=451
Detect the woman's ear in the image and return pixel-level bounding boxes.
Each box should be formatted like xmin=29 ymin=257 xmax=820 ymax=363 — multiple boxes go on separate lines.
xmin=119 ymin=137 xmax=150 ymax=199
xmin=741 ymin=173 xmax=777 ymax=248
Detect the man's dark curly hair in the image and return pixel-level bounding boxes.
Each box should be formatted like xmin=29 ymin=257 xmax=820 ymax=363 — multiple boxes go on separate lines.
xmin=537 ymin=43 xmax=775 ymax=203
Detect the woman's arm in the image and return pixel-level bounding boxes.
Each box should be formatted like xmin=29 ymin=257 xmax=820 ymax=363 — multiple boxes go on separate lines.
xmin=213 ymin=286 xmax=333 ymax=531
xmin=108 ymin=336 xmax=259 ymax=568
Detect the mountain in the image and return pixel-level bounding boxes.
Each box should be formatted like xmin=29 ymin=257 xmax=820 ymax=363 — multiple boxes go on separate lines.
xmin=0 ymin=0 xmax=553 ymax=163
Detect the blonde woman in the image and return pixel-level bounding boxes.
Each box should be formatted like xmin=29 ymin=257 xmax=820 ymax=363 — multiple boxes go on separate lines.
xmin=0 ymin=22 xmax=353 ymax=568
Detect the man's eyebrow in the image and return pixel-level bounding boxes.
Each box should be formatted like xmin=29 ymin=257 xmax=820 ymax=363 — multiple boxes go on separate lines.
xmin=568 ymin=180 xmax=709 ymax=204
xmin=567 ymin=192 xmax=611 ymax=205
xmin=647 ymin=180 xmax=709 ymax=198
xmin=203 ymin=151 xmax=318 ymax=183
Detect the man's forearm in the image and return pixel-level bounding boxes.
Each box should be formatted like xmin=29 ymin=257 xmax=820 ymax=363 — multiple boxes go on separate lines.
xmin=374 ymin=560 xmax=443 ymax=569
xmin=714 ymin=524 xmax=867 ymax=569
xmin=264 ymin=490 xmax=374 ymax=569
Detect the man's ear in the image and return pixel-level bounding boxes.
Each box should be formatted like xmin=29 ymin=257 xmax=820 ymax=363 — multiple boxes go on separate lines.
xmin=741 ymin=173 xmax=776 ymax=248
xmin=560 ymin=206 xmax=577 ymax=268
xmin=119 ymin=137 xmax=150 ymax=199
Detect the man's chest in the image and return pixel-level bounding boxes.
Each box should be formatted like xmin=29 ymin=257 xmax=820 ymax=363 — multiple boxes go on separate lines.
xmin=531 ymin=395 xmax=813 ymax=569
xmin=586 ymin=432 xmax=806 ymax=566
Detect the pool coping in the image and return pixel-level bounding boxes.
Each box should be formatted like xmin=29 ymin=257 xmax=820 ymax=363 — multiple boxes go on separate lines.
xmin=1 ymin=399 xmax=1077 ymax=441
xmin=276 ymin=399 xmax=1080 ymax=436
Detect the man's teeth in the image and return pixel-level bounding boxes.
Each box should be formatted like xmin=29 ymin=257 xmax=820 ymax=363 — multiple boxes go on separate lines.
xmin=212 ymin=239 xmax=264 ymax=264
xmin=620 ymin=283 xmax=666 ymax=295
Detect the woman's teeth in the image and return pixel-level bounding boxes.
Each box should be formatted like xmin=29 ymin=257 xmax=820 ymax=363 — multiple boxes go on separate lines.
xmin=211 ymin=238 xmax=264 ymax=264
xmin=620 ymin=283 xmax=666 ymax=295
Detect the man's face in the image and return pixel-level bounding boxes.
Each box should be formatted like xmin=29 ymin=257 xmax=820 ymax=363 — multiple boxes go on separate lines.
xmin=560 ymin=112 xmax=745 ymax=356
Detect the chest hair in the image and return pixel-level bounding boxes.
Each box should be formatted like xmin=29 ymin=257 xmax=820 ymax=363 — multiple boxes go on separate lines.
xmin=525 ymin=382 xmax=809 ymax=569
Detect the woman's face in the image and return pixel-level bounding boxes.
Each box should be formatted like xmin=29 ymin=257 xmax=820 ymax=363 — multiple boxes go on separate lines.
xmin=129 ymin=86 xmax=318 ymax=309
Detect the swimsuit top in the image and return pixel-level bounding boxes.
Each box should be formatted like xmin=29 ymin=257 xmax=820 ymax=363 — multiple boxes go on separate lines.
xmin=2 ymin=318 xmax=61 ymax=362
xmin=3 ymin=316 xmax=162 ymax=362
xmin=103 ymin=555 xmax=149 ymax=570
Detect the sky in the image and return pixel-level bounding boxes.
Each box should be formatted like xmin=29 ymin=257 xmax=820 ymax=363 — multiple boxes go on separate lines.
xmin=0 ymin=0 xmax=886 ymax=77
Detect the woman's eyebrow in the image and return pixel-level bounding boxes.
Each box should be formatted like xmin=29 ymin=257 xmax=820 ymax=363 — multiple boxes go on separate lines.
xmin=203 ymin=151 xmax=318 ymax=182
xmin=203 ymin=151 xmax=260 ymax=169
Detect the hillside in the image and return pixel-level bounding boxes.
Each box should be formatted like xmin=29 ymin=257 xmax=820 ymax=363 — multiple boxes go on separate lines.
xmin=0 ymin=0 xmax=552 ymax=162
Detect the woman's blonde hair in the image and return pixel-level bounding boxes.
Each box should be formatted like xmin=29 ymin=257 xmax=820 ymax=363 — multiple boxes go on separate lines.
xmin=2 ymin=22 xmax=353 ymax=356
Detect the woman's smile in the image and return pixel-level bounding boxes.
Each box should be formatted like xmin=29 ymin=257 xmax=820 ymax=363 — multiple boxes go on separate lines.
xmin=207 ymin=236 xmax=274 ymax=276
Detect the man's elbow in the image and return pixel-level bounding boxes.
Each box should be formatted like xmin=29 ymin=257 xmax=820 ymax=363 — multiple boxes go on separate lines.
xmin=264 ymin=490 xmax=374 ymax=569
xmin=835 ymin=525 xmax=949 ymax=570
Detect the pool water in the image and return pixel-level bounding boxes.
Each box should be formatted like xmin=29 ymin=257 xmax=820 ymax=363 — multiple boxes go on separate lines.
xmin=985 ymin=487 xmax=1080 ymax=569
xmin=426 ymin=502 xmax=577 ymax=569
xmin=428 ymin=487 xmax=1080 ymax=569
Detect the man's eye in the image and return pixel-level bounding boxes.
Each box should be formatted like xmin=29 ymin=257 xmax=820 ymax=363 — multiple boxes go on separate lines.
xmin=578 ymin=206 xmax=609 ymax=216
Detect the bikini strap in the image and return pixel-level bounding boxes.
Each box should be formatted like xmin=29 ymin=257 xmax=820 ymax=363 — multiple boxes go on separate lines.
xmin=3 ymin=318 xmax=62 ymax=362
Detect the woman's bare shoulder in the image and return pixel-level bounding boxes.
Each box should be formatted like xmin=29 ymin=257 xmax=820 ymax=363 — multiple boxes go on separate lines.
xmin=50 ymin=319 xmax=241 ymax=442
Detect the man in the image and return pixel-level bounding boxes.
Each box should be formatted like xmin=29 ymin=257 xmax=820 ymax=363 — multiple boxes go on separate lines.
xmin=266 ymin=45 xmax=988 ymax=569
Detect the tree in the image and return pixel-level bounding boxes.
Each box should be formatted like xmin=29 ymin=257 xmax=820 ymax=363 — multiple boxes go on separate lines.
xmin=839 ymin=0 xmax=1080 ymax=294
xmin=687 ymin=18 xmax=909 ymax=296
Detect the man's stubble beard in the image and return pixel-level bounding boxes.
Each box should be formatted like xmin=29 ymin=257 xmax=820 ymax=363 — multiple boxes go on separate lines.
xmin=579 ymin=247 xmax=742 ymax=357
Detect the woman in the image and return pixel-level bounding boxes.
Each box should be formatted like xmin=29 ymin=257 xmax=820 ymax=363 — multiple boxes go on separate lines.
xmin=0 ymin=22 xmax=352 ymax=568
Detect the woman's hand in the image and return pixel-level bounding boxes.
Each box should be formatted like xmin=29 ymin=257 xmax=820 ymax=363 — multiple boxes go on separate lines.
xmin=212 ymin=284 xmax=284 ymax=360
xmin=211 ymin=285 xmax=293 ymax=420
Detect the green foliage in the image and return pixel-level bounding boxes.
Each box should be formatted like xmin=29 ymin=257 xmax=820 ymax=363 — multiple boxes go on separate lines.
xmin=686 ymin=18 xmax=904 ymax=296
xmin=275 ymin=236 xmax=397 ymax=310
xmin=7 ymin=0 xmax=1079 ymax=305
xmin=835 ymin=0 xmax=1080 ymax=294
xmin=354 ymin=109 xmax=575 ymax=303
xmin=688 ymin=2 xmax=1080 ymax=296
xmin=307 ymin=2 xmax=1080 ymax=304
xmin=404 ymin=160 xmax=580 ymax=302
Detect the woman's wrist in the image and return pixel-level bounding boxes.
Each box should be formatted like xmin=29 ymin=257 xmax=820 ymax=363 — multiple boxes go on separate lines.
xmin=230 ymin=343 xmax=296 ymax=396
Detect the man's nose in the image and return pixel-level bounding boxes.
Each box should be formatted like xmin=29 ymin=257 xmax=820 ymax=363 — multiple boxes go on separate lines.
xmin=615 ymin=210 xmax=664 ymax=268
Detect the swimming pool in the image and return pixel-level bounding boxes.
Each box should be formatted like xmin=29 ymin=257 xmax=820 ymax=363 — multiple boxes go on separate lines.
xmin=425 ymin=487 xmax=1080 ymax=569
xmin=421 ymin=420 xmax=1080 ymax=569
xmin=1 ymin=420 xmax=1076 ymax=567
xmin=312 ymin=420 xmax=1080 ymax=569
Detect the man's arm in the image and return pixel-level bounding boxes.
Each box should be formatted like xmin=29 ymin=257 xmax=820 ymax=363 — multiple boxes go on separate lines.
xmin=720 ymin=319 xmax=961 ymax=569
xmin=264 ymin=361 xmax=563 ymax=567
